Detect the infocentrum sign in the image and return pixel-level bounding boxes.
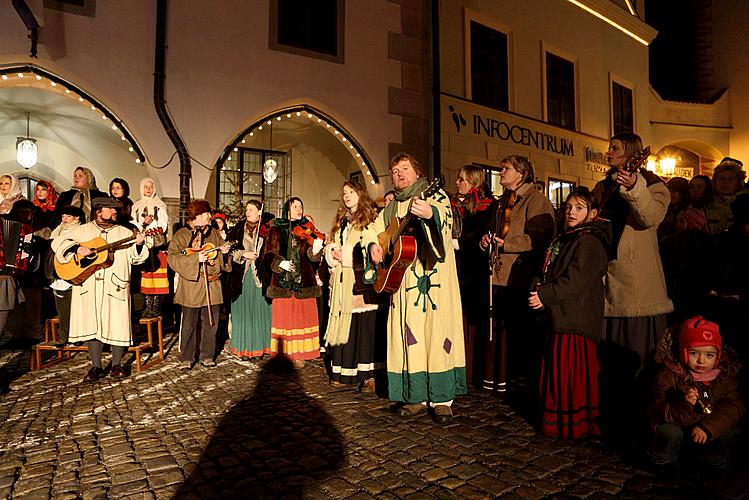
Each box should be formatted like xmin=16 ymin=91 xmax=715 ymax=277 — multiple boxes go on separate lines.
xmin=441 ymin=94 xmax=609 ymax=164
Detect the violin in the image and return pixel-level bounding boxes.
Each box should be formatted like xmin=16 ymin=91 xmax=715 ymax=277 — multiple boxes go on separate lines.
xmin=489 ymin=190 xmax=517 ymax=272
xmin=292 ymin=220 xmax=325 ymax=246
xmin=181 ymin=241 xmax=236 ymax=261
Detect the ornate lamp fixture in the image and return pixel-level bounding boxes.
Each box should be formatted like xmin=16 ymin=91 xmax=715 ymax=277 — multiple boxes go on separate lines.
xmin=16 ymin=112 xmax=37 ymax=169
xmin=263 ymin=121 xmax=278 ymax=184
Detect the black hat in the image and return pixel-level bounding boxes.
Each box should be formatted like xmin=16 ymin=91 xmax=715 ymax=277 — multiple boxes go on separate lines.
xmin=60 ymin=205 xmax=85 ymax=221
xmin=92 ymin=196 xmax=121 ymax=210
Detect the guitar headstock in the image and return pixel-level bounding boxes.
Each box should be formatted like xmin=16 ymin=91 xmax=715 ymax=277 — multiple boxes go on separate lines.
xmin=420 ymin=176 xmax=445 ymax=199
xmin=143 ymin=227 xmax=164 ymax=237
xmin=622 ymin=146 xmax=651 ymax=173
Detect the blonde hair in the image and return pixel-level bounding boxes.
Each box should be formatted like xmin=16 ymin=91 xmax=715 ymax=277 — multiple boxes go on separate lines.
xmin=458 ymin=165 xmax=485 ymax=188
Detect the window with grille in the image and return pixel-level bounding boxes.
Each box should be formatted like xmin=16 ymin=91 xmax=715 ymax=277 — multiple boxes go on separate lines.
xmin=217 ymin=148 xmax=291 ymax=221
xmin=612 ymin=81 xmax=634 ymax=135
xmin=546 ymin=53 xmax=576 ymax=130
xmin=547 ymin=178 xmax=576 ymax=209
xmin=270 ymin=0 xmax=344 ymax=63
xmin=470 ymin=21 xmax=509 ymax=111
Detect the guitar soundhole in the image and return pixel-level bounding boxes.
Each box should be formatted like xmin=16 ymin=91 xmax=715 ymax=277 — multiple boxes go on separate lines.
xmin=80 ymin=256 xmax=96 ymax=268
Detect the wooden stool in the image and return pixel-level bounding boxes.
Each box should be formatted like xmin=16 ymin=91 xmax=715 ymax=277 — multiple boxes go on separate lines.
xmin=43 ymin=317 xmax=60 ymax=343
xmin=130 ymin=316 xmax=165 ymax=371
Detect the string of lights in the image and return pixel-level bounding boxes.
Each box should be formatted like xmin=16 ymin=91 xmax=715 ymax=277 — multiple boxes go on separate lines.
xmin=0 ymin=64 xmax=146 ymax=165
xmin=219 ymin=105 xmax=380 ymax=185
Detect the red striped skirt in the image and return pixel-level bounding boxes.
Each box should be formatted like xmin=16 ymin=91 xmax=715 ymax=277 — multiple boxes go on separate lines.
xmin=539 ymin=332 xmax=601 ymax=439
xmin=270 ymin=296 xmax=320 ymax=361
xmin=141 ymin=251 xmax=169 ymax=295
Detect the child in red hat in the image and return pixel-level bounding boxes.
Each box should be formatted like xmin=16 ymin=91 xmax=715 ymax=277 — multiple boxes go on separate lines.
xmin=648 ymin=316 xmax=744 ymax=473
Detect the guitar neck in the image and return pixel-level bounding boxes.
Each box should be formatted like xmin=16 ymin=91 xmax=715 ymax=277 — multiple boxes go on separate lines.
xmin=94 ymin=235 xmax=137 ymax=253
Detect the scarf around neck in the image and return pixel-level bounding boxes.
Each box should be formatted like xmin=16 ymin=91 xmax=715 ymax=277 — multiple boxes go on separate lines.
xmin=382 ymin=177 xmax=429 ymax=224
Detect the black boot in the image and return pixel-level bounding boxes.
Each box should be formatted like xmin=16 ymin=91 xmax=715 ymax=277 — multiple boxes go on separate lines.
xmin=141 ymin=295 xmax=154 ymax=319
xmin=150 ymin=295 xmax=162 ymax=318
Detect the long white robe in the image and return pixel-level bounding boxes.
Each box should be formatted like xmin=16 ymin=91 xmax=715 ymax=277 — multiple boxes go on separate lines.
xmin=52 ymin=222 xmax=148 ymax=346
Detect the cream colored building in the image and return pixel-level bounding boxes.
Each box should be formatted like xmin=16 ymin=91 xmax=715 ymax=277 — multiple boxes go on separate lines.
xmin=1 ymin=0 xmax=434 ymax=229
xmin=438 ymin=0 xmax=733 ymax=205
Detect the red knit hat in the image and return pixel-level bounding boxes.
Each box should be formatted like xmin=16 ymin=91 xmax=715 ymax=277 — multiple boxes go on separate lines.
xmin=679 ymin=316 xmax=722 ymax=366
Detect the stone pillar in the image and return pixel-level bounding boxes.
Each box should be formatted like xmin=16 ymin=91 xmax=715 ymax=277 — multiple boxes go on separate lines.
xmin=388 ymin=0 xmax=433 ymax=175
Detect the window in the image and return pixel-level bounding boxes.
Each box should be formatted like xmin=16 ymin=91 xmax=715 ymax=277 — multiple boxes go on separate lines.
xmin=470 ymin=21 xmax=509 ymax=111
xmin=546 ymin=53 xmax=576 ymax=130
xmin=217 ymin=148 xmax=291 ymax=220
xmin=270 ymin=0 xmax=344 ymax=63
xmin=612 ymin=81 xmax=634 ymax=135
xmin=44 ymin=0 xmax=96 ymax=17
xmin=547 ymin=178 xmax=576 ymax=209
xmin=17 ymin=176 xmax=38 ymax=201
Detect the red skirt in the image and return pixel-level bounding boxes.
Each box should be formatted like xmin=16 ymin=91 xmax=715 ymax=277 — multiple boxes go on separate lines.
xmin=539 ymin=332 xmax=600 ymax=439
xmin=270 ymin=296 xmax=320 ymax=361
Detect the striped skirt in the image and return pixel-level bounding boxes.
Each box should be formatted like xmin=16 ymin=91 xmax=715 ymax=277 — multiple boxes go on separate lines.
xmin=141 ymin=251 xmax=169 ymax=295
xmin=539 ymin=332 xmax=601 ymax=439
xmin=270 ymin=296 xmax=320 ymax=361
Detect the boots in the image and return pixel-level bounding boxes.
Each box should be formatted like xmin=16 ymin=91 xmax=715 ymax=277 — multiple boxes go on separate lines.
xmin=151 ymin=295 xmax=162 ymax=318
xmin=141 ymin=295 xmax=154 ymax=319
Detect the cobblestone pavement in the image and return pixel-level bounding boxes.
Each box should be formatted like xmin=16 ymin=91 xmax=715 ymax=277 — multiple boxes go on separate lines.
xmin=1 ymin=329 xmax=747 ymax=499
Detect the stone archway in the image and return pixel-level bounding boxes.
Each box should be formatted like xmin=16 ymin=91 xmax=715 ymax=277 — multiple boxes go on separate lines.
xmin=656 ymin=139 xmax=725 ymax=177
xmin=211 ymin=105 xmax=381 ymax=230
xmin=0 ymin=64 xmax=148 ymax=194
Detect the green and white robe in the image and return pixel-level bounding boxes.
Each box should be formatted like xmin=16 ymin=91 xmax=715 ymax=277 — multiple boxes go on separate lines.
xmin=363 ymin=188 xmax=467 ymax=404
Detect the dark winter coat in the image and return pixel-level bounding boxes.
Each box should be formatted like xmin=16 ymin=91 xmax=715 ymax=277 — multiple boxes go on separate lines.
xmin=536 ymin=219 xmax=612 ymax=343
xmin=263 ymin=224 xmax=321 ymax=300
xmin=651 ymin=329 xmax=744 ymax=441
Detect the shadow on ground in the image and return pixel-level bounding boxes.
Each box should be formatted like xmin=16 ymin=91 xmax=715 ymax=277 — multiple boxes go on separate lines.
xmin=176 ymin=355 xmax=345 ymax=498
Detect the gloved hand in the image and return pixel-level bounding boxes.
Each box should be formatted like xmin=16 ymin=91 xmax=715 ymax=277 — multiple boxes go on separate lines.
xmin=312 ymin=238 xmax=324 ymax=255
xmin=279 ymin=260 xmax=294 ymax=272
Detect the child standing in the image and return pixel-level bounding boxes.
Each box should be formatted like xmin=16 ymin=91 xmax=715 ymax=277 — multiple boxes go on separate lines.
xmin=649 ymin=316 xmax=744 ymax=472
xmin=529 ymin=187 xmax=612 ymax=438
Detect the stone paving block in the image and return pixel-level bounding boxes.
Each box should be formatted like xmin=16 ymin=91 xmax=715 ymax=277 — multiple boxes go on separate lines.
xmin=512 ymin=484 xmax=546 ymax=500
xmin=109 ymin=468 xmax=148 ymax=486
xmin=142 ymin=455 xmax=178 ymax=472
xmin=448 ymin=462 xmax=489 ymax=480
xmin=108 ymin=478 xmax=149 ymax=497
xmin=148 ymin=469 xmax=184 ymax=489
xmin=468 ymin=473 xmax=512 ymax=496
xmin=319 ymin=477 xmax=358 ymax=499
xmin=358 ymin=478 xmax=387 ymax=496
xmin=10 ymin=476 xmax=52 ymax=497
xmin=438 ymin=476 xmax=465 ymax=490
xmin=453 ymin=482 xmax=492 ymax=499
xmin=421 ymin=467 xmax=448 ymax=482
xmin=391 ymin=485 xmax=419 ymax=496
xmin=533 ymin=453 xmax=573 ymax=472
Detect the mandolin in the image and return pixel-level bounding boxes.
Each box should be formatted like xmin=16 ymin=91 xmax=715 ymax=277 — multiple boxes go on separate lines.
xmin=374 ymin=177 xmax=445 ymax=294
xmin=55 ymin=227 xmax=163 ymax=285
xmin=598 ymin=146 xmax=651 ymax=211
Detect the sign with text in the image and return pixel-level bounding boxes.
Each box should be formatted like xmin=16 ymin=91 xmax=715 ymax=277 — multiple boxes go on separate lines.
xmin=441 ymin=95 xmax=609 ymax=163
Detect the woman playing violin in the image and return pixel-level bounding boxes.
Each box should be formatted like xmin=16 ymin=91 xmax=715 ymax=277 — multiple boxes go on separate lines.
xmin=478 ymin=155 xmax=555 ymax=399
xmin=167 ymin=199 xmax=232 ymax=370
xmin=263 ymin=197 xmax=324 ymax=369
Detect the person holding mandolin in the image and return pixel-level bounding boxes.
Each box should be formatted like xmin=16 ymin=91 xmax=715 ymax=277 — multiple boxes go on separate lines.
xmin=364 ymin=152 xmax=466 ymax=424
xmin=167 ymin=200 xmax=232 ymax=370
xmin=478 ymin=155 xmax=555 ymax=402
xmin=592 ymin=132 xmax=673 ymax=448
xmin=52 ymin=196 xmax=149 ymax=382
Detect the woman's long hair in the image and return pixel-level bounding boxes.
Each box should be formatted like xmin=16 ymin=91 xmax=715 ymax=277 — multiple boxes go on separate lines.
xmin=328 ymin=181 xmax=377 ymax=241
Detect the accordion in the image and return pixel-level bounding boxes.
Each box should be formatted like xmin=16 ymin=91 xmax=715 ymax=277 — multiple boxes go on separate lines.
xmin=0 ymin=219 xmax=32 ymax=276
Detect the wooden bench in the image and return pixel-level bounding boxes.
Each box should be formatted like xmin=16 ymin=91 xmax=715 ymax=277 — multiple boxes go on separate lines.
xmin=31 ymin=316 xmax=165 ymax=372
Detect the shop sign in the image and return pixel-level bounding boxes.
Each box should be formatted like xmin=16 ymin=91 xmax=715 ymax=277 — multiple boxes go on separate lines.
xmin=442 ymin=95 xmax=608 ymax=162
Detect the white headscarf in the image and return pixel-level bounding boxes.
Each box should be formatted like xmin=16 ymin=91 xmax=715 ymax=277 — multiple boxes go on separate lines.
xmin=131 ymin=177 xmax=168 ymax=231
xmin=0 ymin=174 xmax=25 ymax=214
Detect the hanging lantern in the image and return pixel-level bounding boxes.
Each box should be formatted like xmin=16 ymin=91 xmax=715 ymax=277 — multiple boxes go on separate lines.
xmin=16 ymin=112 xmax=37 ymax=169
xmin=263 ymin=158 xmax=278 ymax=183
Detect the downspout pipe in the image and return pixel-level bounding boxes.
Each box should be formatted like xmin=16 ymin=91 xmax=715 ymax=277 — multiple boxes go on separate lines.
xmin=154 ymin=0 xmax=192 ymax=225
xmin=430 ymin=0 xmax=441 ymax=179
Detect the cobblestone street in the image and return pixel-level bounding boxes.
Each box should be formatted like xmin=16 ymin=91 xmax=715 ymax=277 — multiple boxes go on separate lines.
xmin=1 ymin=329 xmax=747 ymax=499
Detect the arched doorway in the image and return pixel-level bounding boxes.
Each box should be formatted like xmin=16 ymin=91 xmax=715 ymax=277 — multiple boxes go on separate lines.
xmin=0 ymin=64 xmax=147 ymax=196
xmin=655 ymin=139 xmax=725 ymax=178
xmin=211 ymin=105 xmax=380 ymax=230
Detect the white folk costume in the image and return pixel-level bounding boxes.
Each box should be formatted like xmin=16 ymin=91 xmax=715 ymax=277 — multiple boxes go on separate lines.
xmin=132 ymin=178 xmax=169 ymax=317
xmin=362 ymin=178 xmax=467 ymax=404
xmin=52 ymin=222 xmax=149 ymax=347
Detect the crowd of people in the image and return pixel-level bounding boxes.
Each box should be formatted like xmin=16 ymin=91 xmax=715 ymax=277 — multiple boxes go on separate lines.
xmin=0 ymin=136 xmax=746 ymax=473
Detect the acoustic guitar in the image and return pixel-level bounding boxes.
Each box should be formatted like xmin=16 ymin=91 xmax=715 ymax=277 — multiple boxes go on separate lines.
xmin=55 ymin=227 xmax=163 ymax=285
xmin=598 ymin=146 xmax=651 ymax=211
xmin=374 ymin=177 xmax=444 ymax=294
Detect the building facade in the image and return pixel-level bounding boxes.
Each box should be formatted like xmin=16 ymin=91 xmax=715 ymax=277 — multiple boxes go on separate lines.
xmin=1 ymin=0 xmax=433 ymax=228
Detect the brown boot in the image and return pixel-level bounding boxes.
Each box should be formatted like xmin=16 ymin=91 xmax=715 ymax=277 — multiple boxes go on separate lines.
xmin=395 ymin=403 xmax=427 ymax=416
xmin=432 ymin=404 xmax=453 ymax=424
xmin=359 ymin=378 xmax=376 ymax=393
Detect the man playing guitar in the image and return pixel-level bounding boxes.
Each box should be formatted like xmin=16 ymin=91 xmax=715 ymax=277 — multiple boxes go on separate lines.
xmin=365 ymin=152 xmax=466 ymax=424
xmin=52 ymin=196 xmax=148 ymax=382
